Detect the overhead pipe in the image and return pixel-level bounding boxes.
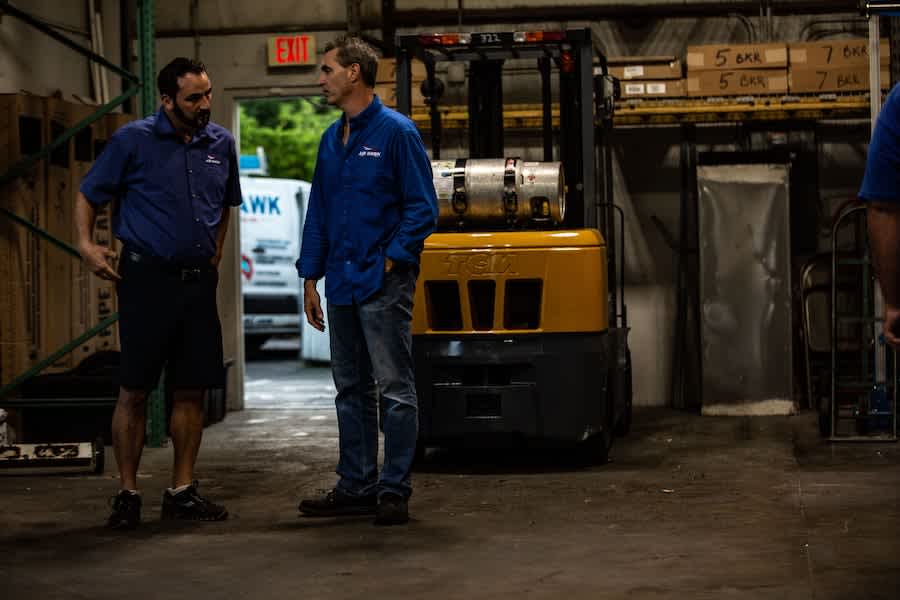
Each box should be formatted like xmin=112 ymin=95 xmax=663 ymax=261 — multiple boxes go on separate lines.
xmin=728 ymin=12 xmax=757 ymax=42
xmin=382 ymin=0 xmax=396 ymax=57
xmin=120 ymin=0 xmax=134 ymax=113
xmin=190 ymin=0 xmax=200 ymax=59
xmin=347 ymin=0 xmax=361 ymax=35
xmin=155 ymin=1 xmax=857 ymax=38
xmin=391 ymin=1 xmax=858 ymax=26
xmin=809 ymin=27 xmax=868 ymax=40
xmin=799 ymin=17 xmax=868 ymax=39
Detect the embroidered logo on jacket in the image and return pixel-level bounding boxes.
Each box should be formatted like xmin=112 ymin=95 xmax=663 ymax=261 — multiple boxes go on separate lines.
xmin=205 ymin=154 xmax=222 ymax=165
xmin=359 ymin=145 xmax=382 ymax=158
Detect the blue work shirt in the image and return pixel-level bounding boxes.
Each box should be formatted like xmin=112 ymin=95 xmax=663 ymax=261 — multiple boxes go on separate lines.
xmin=80 ymin=106 xmax=242 ymax=261
xmin=861 ymin=84 xmax=900 ymax=203
xmin=297 ymin=95 xmax=438 ymax=305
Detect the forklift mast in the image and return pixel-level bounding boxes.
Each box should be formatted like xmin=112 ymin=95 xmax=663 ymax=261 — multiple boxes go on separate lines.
xmin=394 ymin=28 xmax=621 ymax=328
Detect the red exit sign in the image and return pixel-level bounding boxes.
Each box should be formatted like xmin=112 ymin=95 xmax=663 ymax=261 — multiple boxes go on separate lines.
xmin=267 ymin=34 xmax=317 ymax=67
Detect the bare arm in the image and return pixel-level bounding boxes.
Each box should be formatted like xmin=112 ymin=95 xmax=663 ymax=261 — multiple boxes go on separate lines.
xmin=303 ymin=279 xmax=325 ymax=332
xmin=212 ymin=206 xmax=232 ymax=268
xmin=75 ymin=191 xmax=120 ymax=281
xmin=868 ymin=201 xmax=900 ymax=346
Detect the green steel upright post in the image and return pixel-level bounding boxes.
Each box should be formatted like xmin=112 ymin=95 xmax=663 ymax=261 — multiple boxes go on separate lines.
xmin=137 ymin=0 xmax=166 ymax=447
xmin=138 ymin=0 xmax=156 ymax=117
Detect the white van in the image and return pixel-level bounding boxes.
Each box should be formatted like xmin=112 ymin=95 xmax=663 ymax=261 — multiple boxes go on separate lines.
xmin=297 ymin=185 xmax=331 ymax=363
xmin=239 ymin=176 xmax=309 ymax=352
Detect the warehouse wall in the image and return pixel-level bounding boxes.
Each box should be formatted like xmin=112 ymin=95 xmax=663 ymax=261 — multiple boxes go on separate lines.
xmin=0 ymin=0 xmax=123 ymax=100
xmin=155 ymin=0 xmax=381 ymax=33
xmin=0 ymin=1 xmax=247 ymax=413
xmin=154 ymin=2 xmax=872 ymax=409
xmin=0 ymin=0 xmax=128 ymax=379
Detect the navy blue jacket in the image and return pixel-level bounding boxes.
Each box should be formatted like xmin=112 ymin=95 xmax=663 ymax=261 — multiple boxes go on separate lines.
xmin=80 ymin=107 xmax=242 ymax=261
xmin=297 ymin=95 xmax=438 ymax=305
xmin=861 ymin=84 xmax=900 ymax=203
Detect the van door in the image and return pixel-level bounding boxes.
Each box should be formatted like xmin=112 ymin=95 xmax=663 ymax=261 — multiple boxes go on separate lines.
xmin=297 ymin=181 xmax=332 ymax=363
xmin=239 ymin=177 xmax=304 ymax=348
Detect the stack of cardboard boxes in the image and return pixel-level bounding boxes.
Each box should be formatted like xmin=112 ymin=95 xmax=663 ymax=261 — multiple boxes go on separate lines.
xmin=607 ymin=39 xmax=891 ymax=101
xmin=686 ymin=42 xmax=789 ymax=97
xmin=788 ymin=39 xmax=890 ymax=93
xmin=0 ymin=95 xmax=44 ymax=386
xmin=603 ymin=56 xmax=684 ymax=99
xmin=77 ymin=112 xmax=131 ymax=365
xmin=374 ymin=57 xmax=427 ymax=108
xmin=0 ymin=92 xmax=132 ymax=385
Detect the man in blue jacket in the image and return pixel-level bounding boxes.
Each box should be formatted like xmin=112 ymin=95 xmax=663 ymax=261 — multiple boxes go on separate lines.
xmin=297 ymin=36 xmax=438 ymax=525
xmin=862 ymin=84 xmax=900 ymax=348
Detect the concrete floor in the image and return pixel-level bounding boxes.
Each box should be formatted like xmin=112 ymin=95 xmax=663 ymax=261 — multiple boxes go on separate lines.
xmin=2 ymin=359 xmax=899 ymax=599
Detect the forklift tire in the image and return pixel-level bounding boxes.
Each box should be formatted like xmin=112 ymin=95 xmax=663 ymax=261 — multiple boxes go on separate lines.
xmin=613 ymin=350 xmax=633 ymax=437
xmin=413 ymin=441 xmax=426 ymax=466
xmin=817 ymin=396 xmax=831 ymax=438
xmin=615 ymin=398 xmax=633 ymax=437
xmin=412 ymin=427 xmax=428 ymax=468
xmin=92 ymin=436 xmax=105 ymax=474
xmin=575 ymin=431 xmax=611 ymax=466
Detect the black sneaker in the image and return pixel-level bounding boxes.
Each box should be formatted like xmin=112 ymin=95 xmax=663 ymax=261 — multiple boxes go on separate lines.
xmin=107 ymin=490 xmax=141 ymax=530
xmin=374 ymin=492 xmax=409 ymax=526
xmin=161 ymin=481 xmax=228 ymax=521
xmin=298 ymin=489 xmax=377 ymax=517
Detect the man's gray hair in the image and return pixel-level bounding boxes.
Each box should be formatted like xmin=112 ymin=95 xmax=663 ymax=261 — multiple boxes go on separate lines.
xmin=324 ymin=35 xmax=379 ymax=88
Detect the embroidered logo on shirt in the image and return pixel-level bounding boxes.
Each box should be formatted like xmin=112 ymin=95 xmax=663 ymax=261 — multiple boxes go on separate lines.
xmin=359 ymin=145 xmax=382 ymax=158
xmin=205 ymin=154 xmax=222 ymax=165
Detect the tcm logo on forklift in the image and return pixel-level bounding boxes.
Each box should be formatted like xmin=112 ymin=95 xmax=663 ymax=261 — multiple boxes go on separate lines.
xmin=444 ymin=253 xmax=518 ymax=276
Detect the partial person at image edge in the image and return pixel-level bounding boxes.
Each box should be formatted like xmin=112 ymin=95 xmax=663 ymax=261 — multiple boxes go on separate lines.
xmin=861 ymin=83 xmax=900 ymax=349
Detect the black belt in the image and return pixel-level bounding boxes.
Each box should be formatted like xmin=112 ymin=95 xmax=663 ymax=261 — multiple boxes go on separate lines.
xmin=123 ymin=249 xmax=213 ymax=281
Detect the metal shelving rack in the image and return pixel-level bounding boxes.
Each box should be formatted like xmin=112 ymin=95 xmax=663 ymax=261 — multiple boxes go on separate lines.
xmin=0 ymin=0 xmax=166 ymax=449
xmin=408 ymin=94 xmax=873 ymax=130
xmin=826 ymin=205 xmax=898 ymax=441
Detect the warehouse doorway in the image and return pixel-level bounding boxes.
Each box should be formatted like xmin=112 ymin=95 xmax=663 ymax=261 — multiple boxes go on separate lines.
xmin=235 ymin=96 xmax=340 ymax=362
xmin=234 ymin=95 xmax=340 ymax=411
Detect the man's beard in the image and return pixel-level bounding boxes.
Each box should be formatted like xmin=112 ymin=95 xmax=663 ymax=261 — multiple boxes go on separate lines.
xmin=174 ymin=103 xmax=211 ymax=129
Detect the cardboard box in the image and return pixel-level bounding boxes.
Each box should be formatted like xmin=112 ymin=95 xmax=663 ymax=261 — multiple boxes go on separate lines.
xmin=620 ymin=79 xmax=686 ymax=99
xmin=790 ymin=66 xmax=891 ymax=94
xmin=0 ymin=94 xmax=43 ymax=384
xmin=375 ymin=83 xmax=426 ymax=108
xmin=81 ymin=112 xmax=137 ymax=358
xmin=103 ymin=111 xmax=135 ymax=142
xmin=40 ymin=97 xmax=81 ymax=371
xmin=69 ymin=103 xmax=98 ymax=359
xmin=376 ymin=58 xmax=427 ymax=84
xmin=686 ymin=68 xmax=788 ymax=97
xmin=605 ymin=57 xmax=682 ymax=80
xmin=0 ymin=99 xmax=130 ymax=382
xmin=789 ymin=39 xmax=889 ymax=68
xmin=687 ymin=43 xmax=788 ymax=71
xmin=71 ymin=108 xmax=120 ymax=360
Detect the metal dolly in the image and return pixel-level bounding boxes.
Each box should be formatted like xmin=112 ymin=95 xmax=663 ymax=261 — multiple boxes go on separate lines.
xmin=825 ymin=204 xmax=898 ymax=441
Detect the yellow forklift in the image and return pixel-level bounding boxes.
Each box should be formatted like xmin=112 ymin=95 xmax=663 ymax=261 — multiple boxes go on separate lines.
xmin=395 ymin=28 xmax=630 ymax=461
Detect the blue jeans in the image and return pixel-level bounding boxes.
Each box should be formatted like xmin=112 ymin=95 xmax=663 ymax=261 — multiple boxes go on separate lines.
xmin=327 ymin=265 xmax=418 ymax=500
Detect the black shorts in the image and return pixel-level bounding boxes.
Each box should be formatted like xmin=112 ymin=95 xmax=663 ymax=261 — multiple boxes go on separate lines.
xmin=116 ymin=251 xmax=224 ymax=391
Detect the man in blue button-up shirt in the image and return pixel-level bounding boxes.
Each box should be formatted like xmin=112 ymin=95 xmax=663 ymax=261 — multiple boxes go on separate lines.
xmin=77 ymin=58 xmax=240 ymax=529
xmin=297 ymin=36 xmax=438 ymax=525
xmin=863 ymin=84 xmax=900 ymax=349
